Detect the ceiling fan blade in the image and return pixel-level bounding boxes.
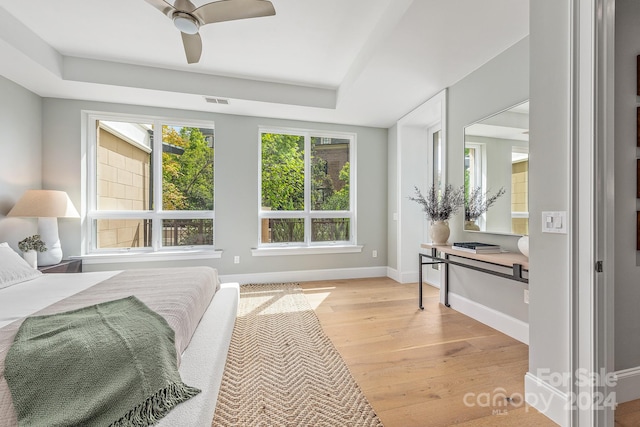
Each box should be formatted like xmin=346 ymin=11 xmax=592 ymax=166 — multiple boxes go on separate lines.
xmin=174 ymin=0 xmax=198 ymax=12
xmin=143 ymin=0 xmax=176 ymax=18
xmin=193 ymin=0 xmax=276 ymax=25
xmin=181 ymin=32 xmax=202 ymax=64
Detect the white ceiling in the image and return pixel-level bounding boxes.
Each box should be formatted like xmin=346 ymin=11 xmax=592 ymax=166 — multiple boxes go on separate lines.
xmin=0 ymin=0 xmax=529 ymax=128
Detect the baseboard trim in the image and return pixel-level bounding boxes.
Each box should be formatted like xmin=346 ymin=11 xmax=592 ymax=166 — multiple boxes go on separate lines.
xmin=448 ymin=293 xmax=529 ymax=344
xmin=386 ymin=267 xmax=400 ymax=282
xmin=615 ymin=366 xmax=640 ymax=403
xmin=524 ymin=372 xmax=570 ymax=427
xmin=399 ymin=271 xmax=418 ymax=284
xmin=219 ymin=266 xmax=388 ymax=285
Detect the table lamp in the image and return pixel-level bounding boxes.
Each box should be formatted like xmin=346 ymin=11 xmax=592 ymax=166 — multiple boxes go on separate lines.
xmin=7 ymin=190 xmax=80 ymax=266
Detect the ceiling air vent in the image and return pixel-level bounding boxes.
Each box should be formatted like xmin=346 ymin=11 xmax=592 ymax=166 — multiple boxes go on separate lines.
xmin=204 ymin=96 xmax=229 ymax=105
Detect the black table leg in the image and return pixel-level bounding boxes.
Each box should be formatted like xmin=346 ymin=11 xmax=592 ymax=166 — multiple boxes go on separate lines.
xmin=418 ymin=253 xmax=424 ymax=310
xmin=444 ymin=253 xmax=450 ymax=307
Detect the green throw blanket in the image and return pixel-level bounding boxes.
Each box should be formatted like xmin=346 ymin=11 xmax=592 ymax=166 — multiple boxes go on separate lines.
xmin=4 ymin=296 xmax=200 ymax=427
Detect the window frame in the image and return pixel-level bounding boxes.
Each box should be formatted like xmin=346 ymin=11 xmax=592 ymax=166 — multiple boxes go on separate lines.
xmin=427 ymin=123 xmax=444 ymax=270
xmin=428 ymin=124 xmax=444 ymax=194
xmin=257 ymin=126 xmax=357 ymax=249
xmin=83 ymin=111 xmax=216 ymax=256
xmin=464 ymin=141 xmax=488 ymax=229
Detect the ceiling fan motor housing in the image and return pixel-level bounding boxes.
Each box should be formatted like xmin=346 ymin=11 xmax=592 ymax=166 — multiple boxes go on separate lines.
xmin=172 ymin=11 xmax=200 ymax=34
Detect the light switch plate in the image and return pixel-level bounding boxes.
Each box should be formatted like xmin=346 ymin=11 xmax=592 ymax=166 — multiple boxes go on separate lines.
xmin=542 ymin=211 xmax=567 ymax=234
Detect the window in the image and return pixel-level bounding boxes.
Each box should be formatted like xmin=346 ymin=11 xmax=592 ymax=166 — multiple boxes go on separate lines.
xmin=86 ymin=113 xmax=214 ymax=254
xmin=259 ymin=128 xmax=355 ymax=247
xmin=429 ymin=125 xmax=443 ymax=270
xmin=464 ymin=143 xmax=485 ymax=194
xmin=464 ymin=142 xmax=486 ymax=228
xmin=511 ymin=147 xmax=529 ymax=235
xmin=432 ymin=129 xmax=443 ymax=193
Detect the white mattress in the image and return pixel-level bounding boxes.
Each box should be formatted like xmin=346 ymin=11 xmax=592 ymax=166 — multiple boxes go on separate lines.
xmin=0 ymin=272 xmax=239 ymax=427
xmin=158 ymin=282 xmax=239 ymax=426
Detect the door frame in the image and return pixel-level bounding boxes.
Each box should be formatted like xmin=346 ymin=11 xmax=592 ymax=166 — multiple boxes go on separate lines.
xmin=571 ymin=0 xmax=615 ymax=425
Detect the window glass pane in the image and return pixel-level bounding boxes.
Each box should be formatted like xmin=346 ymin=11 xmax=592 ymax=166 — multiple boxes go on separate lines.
xmin=511 ymin=157 xmax=529 ymax=235
xmin=433 ymin=130 xmax=442 ymax=192
xmin=162 ymin=219 xmax=214 ymax=246
xmin=261 ymin=218 xmax=304 ymax=244
xmin=162 ymin=125 xmax=214 ymax=211
xmin=464 ymin=147 xmax=472 ymax=192
xmin=258 ymin=129 xmax=354 ymax=247
xmin=261 ymin=133 xmax=305 ymax=211
xmin=464 ymin=146 xmax=480 ymax=195
xmin=311 ymin=137 xmax=350 ymax=211
xmin=97 ymin=120 xmax=152 ymax=211
xmin=311 ymin=218 xmax=350 ymax=242
xmin=95 ymin=219 xmax=152 ymax=249
xmin=91 ymin=116 xmax=215 ymax=254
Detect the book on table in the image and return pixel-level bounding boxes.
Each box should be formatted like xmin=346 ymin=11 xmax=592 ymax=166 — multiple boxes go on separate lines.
xmin=452 ymin=242 xmax=501 ymax=254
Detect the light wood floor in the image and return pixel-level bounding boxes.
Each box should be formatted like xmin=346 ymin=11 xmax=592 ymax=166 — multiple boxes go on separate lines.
xmin=299 ymin=277 xmax=635 ymax=427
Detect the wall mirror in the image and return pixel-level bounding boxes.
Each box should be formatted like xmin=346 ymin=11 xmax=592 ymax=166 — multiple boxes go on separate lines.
xmin=463 ymin=100 xmax=529 ymax=235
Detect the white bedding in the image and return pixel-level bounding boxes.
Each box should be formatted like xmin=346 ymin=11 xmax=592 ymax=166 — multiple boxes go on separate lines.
xmin=0 ymin=271 xmax=119 ymax=328
xmin=0 ymin=269 xmax=239 ymax=427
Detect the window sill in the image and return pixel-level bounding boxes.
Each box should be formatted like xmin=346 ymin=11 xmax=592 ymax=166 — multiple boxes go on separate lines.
xmin=74 ymin=249 xmax=223 ymax=265
xmin=251 ymin=245 xmax=363 ymax=257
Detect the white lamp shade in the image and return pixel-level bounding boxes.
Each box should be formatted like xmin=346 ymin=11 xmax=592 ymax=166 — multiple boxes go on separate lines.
xmin=7 ymin=190 xmax=79 ymax=218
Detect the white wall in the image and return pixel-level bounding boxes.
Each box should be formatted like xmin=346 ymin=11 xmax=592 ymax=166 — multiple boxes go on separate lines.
xmin=448 ymin=38 xmax=529 ymax=248
xmin=387 ymin=124 xmax=398 ymax=273
xmin=445 ymin=37 xmax=530 ymax=321
xmin=615 ymin=0 xmax=640 ymax=372
xmin=38 ymin=98 xmax=388 ymax=278
xmin=391 ymin=90 xmax=447 ymax=285
xmin=0 ymin=76 xmax=42 ymax=251
xmin=398 ymin=125 xmax=430 ymax=281
xmin=528 ymin=0 xmax=572 ymax=401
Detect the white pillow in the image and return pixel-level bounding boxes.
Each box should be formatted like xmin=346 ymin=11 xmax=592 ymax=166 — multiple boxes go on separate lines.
xmin=0 ymin=246 xmax=42 ymax=290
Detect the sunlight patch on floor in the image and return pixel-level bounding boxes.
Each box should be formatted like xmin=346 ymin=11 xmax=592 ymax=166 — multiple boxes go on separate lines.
xmin=304 ymin=286 xmax=335 ymax=310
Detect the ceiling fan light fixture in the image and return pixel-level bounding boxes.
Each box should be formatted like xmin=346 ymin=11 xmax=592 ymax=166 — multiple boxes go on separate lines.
xmin=173 ymin=12 xmax=200 ymax=34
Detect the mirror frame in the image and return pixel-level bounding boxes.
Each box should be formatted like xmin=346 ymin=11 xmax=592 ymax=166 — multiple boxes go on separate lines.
xmin=463 ymin=100 xmax=529 ymax=236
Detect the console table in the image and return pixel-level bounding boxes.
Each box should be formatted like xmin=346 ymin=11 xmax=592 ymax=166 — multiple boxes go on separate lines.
xmin=418 ymin=243 xmax=529 ymax=310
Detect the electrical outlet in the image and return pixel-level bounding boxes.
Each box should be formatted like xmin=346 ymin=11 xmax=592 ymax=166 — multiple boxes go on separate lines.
xmin=372 ymin=250 xmax=378 ymax=258
xmin=524 ymin=289 xmax=529 ymax=304
xmin=234 ymin=256 xmax=240 ymax=264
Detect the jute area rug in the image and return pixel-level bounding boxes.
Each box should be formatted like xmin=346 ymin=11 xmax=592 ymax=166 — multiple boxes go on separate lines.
xmin=211 ymin=283 xmax=384 ymax=427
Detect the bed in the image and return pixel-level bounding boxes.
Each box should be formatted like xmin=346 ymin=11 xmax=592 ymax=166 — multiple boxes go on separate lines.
xmin=0 ymin=244 xmax=238 ymax=427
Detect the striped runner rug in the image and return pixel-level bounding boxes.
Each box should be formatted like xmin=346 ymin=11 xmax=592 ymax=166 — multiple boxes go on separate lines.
xmin=212 ymin=283 xmax=384 ymax=427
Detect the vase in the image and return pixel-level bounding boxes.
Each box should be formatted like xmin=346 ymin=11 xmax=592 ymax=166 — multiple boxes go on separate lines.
xmin=517 ymin=235 xmax=529 ymax=258
xmin=23 ymin=250 xmax=38 ymax=269
xmin=464 ymin=220 xmax=480 ymax=231
xmin=430 ymin=221 xmax=450 ymax=245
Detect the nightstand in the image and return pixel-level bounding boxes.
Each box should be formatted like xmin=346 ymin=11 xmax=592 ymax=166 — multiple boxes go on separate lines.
xmin=38 ymin=259 xmax=83 ymax=273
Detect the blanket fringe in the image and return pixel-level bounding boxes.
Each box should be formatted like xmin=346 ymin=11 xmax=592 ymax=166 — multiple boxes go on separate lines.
xmin=110 ymin=382 xmax=201 ymax=427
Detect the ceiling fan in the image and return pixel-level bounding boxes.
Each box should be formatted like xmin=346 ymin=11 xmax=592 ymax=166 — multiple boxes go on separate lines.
xmin=144 ymin=0 xmax=276 ymax=64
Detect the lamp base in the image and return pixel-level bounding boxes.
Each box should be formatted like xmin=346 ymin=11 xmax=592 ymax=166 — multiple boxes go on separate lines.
xmin=37 ymin=217 xmax=63 ymax=266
